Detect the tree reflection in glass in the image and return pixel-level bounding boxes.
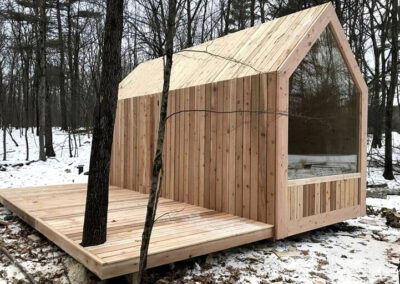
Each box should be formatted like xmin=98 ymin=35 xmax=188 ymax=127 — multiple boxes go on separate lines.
xmin=288 ymin=27 xmax=359 ymax=180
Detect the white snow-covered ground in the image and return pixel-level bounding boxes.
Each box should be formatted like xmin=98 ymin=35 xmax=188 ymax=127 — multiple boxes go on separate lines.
xmin=0 ymin=129 xmax=90 ymax=188
xmin=0 ymin=129 xmax=94 ymax=284
xmin=0 ymin=128 xmax=399 ymax=283
xmin=367 ymin=132 xmax=400 ymax=191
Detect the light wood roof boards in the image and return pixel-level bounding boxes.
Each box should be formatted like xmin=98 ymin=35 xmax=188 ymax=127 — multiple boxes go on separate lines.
xmin=119 ymin=3 xmax=329 ymax=99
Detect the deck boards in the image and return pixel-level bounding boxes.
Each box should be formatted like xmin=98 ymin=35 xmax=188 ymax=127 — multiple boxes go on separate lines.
xmin=0 ymin=184 xmax=274 ymax=279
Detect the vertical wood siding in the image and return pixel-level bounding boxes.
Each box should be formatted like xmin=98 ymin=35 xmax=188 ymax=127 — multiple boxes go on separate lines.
xmin=110 ymin=74 xmax=276 ymax=223
xmin=288 ymin=176 xmax=361 ymax=221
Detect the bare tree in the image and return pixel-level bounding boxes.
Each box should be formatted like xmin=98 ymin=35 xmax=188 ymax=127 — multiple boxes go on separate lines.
xmin=383 ymin=0 xmax=398 ymax=180
xmin=185 ymin=0 xmax=202 ymax=47
xmin=250 ymin=0 xmax=255 ymax=26
xmin=137 ymin=0 xmax=180 ymax=282
xmin=0 ymin=20 xmax=7 ymax=161
xmin=0 ymin=60 xmax=5 ymax=161
xmin=56 ymin=0 xmax=68 ymax=131
xmin=223 ymin=0 xmax=231 ymax=35
xmin=37 ymin=0 xmax=47 ymax=161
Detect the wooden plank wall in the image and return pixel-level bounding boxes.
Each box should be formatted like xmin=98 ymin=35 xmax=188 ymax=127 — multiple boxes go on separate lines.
xmin=110 ymin=73 xmax=276 ymax=223
xmin=288 ymin=176 xmax=361 ymax=221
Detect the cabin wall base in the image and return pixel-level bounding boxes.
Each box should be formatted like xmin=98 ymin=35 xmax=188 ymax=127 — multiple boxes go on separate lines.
xmin=274 ymin=173 xmax=365 ymax=239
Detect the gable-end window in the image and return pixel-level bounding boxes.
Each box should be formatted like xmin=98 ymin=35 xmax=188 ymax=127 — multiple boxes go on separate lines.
xmin=288 ymin=26 xmax=359 ymax=180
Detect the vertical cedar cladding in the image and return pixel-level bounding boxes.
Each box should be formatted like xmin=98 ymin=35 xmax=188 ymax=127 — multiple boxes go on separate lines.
xmin=110 ymin=73 xmax=276 ymax=223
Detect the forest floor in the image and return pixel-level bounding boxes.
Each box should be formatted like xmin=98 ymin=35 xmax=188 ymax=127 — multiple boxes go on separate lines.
xmin=0 ymin=129 xmax=399 ymax=284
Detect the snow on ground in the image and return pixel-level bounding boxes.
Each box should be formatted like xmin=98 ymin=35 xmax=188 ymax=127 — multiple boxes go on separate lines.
xmin=367 ymin=132 xmax=400 ymax=190
xmin=1 ymin=128 xmax=90 ymax=188
xmin=177 ymin=215 xmax=400 ymax=284
xmin=0 ymin=128 xmax=399 ymax=283
xmin=0 ymin=129 xmax=94 ymax=284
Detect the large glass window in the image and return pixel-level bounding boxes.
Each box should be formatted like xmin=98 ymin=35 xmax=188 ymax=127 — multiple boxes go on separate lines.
xmin=288 ymin=27 xmax=359 ymax=180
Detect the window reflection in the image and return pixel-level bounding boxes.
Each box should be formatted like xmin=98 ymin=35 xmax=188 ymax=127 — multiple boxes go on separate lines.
xmin=288 ymin=27 xmax=359 ymax=180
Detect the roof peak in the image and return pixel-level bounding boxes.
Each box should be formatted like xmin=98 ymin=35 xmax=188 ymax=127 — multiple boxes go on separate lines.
xmin=119 ymin=3 xmax=331 ymax=99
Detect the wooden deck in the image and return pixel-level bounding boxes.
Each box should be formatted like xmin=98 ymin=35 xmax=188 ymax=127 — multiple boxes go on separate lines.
xmin=0 ymin=184 xmax=274 ymax=279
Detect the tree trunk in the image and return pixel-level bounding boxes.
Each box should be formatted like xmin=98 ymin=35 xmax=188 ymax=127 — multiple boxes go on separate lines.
xmin=224 ymin=0 xmax=231 ymax=35
xmin=0 ymin=63 xmax=5 ymax=161
xmin=25 ymin=127 xmax=29 ymax=161
xmin=57 ymin=0 xmax=68 ymax=131
xmin=38 ymin=0 xmax=47 ymax=161
xmin=81 ymin=0 xmax=124 ymax=247
xmin=369 ymin=0 xmax=382 ymax=149
xmin=137 ymin=0 xmax=177 ymax=282
xmin=73 ymin=28 xmax=81 ymax=129
xmin=67 ymin=2 xmax=76 ymax=130
xmin=33 ymin=12 xmax=41 ymax=137
xmin=45 ymin=86 xmax=55 ymax=157
xmin=383 ymin=0 xmax=398 ymax=180
xmin=200 ymin=0 xmax=208 ymax=42
xmin=22 ymin=56 xmax=30 ymax=161
xmin=68 ymin=128 xmax=73 ymax=158
xmin=259 ymin=0 xmax=265 ymax=23
xmin=2 ymin=127 xmax=5 ymax=161
xmin=7 ymin=55 xmax=16 ymax=129
xmin=186 ymin=0 xmax=193 ymax=47
xmin=250 ymin=0 xmax=256 ymax=26
xmin=374 ymin=15 xmax=389 ymax=149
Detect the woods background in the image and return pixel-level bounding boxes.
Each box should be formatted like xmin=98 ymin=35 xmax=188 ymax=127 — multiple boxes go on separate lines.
xmin=0 ymin=0 xmax=399 ymax=179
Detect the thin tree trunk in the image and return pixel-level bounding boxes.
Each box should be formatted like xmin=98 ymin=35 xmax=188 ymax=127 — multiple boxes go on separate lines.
xmin=200 ymin=0 xmax=208 ymax=42
xmin=73 ymin=132 xmax=77 ymax=157
xmin=81 ymin=0 xmax=124 ymax=247
xmin=250 ymin=0 xmax=255 ymax=26
xmin=45 ymin=86 xmax=55 ymax=157
xmin=7 ymin=130 xmax=18 ymax=147
xmin=25 ymin=127 xmax=29 ymax=161
xmin=259 ymin=0 xmax=265 ymax=23
xmin=383 ymin=0 xmax=398 ymax=180
xmin=57 ymin=0 xmax=68 ymax=131
xmin=137 ymin=0 xmax=177 ymax=282
xmin=21 ymin=54 xmax=30 ymax=161
xmin=2 ymin=127 xmax=5 ymax=161
xmin=186 ymin=0 xmax=193 ymax=47
xmin=7 ymin=55 xmax=16 ymax=131
xmin=67 ymin=1 xmax=76 ymax=130
xmin=68 ymin=128 xmax=73 ymax=158
xmin=0 ymin=63 xmax=5 ymax=161
xmin=38 ymin=0 xmax=47 ymax=161
xmin=374 ymin=15 xmax=389 ymax=149
xmin=73 ymin=28 xmax=81 ymax=129
xmin=33 ymin=12 xmax=41 ymax=137
xmin=224 ymin=0 xmax=231 ymax=35
xmin=369 ymin=0 xmax=381 ymax=149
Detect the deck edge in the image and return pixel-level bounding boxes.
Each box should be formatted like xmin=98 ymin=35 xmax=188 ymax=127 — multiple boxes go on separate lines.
xmin=0 ymin=188 xmax=105 ymax=278
xmin=0 ymin=186 xmax=275 ymax=280
xmin=99 ymin=225 xmax=274 ymax=279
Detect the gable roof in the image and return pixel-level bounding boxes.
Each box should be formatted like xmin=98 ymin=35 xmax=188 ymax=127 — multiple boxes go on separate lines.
xmin=119 ymin=3 xmax=330 ymax=100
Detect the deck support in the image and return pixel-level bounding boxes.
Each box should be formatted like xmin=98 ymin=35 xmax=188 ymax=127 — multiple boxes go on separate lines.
xmin=124 ymin=272 xmax=139 ymax=284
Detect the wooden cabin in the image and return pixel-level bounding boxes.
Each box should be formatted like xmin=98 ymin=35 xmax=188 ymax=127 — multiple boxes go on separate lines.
xmin=110 ymin=2 xmax=367 ymax=239
xmin=0 ymin=3 xmax=367 ymax=279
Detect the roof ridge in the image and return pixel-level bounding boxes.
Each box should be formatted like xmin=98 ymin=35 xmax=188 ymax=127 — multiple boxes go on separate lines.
xmin=119 ymin=3 xmax=333 ymax=99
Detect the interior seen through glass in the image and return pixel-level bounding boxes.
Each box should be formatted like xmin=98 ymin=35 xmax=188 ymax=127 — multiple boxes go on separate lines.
xmin=288 ymin=26 xmax=359 ymax=180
